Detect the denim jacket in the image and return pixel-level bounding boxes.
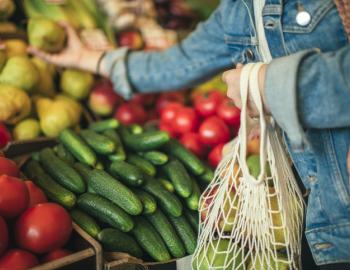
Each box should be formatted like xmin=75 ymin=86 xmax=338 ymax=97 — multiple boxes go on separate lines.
xmin=101 ymin=0 xmax=349 ymax=265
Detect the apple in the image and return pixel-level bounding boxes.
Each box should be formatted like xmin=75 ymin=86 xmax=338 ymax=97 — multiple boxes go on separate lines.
xmin=247 ymin=137 xmax=260 ymax=155
xmin=200 ymin=186 xmax=218 ymax=222
xmin=118 ymin=30 xmax=144 ymax=50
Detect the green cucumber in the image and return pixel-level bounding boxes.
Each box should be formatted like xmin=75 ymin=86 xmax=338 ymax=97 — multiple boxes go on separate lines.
xmin=77 ymin=193 xmax=134 ymax=232
xmin=184 ymin=208 xmax=199 ymax=234
xmin=54 ymin=144 xmax=75 ymax=165
xmin=39 ymin=148 xmax=86 ymax=194
xmin=127 ymin=154 xmax=156 ymax=177
xmin=139 ymin=151 xmax=168 ymax=165
xmin=120 ymin=127 xmax=170 ymax=151
xmin=59 ymin=129 xmax=97 ymax=166
xmin=98 ymin=228 xmax=143 ymax=258
xmin=146 ymin=209 xmax=186 ymax=258
xmin=199 ymin=166 xmax=214 ymax=184
xmin=163 ymin=139 xmax=205 ymax=175
xmin=88 ymin=170 xmax=143 ymax=215
xmin=24 ymin=160 xmax=76 ymax=209
xmin=31 ymin=151 xmax=40 ymax=161
xmin=73 ymin=162 xmax=92 ymax=183
xmin=132 ymin=189 xmax=157 ymax=214
xmin=159 ymin=178 xmax=175 ymax=193
xmin=70 ymin=209 xmax=101 ymax=238
xmin=162 ymin=159 xmax=192 ymax=198
xmin=129 ymin=124 xmax=143 ymax=134
xmin=142 ymin=175 xmax=182 ymax=217
xmin=185 ymin=178 xmax=201 ymax=211
xmin=80 ymin=129 xmax=115 ymax=155
xmin=168 ymin=215 xmax=197 ymax=255
xmin=103 ymin=129 xmax=126 ymax=161
xmin=131 ymin=216 xmax=171 ymax=262
xmin=89 ymin=119 xmax=119 ymax=132
xmin=109 ymin=161 xmax=144 ymax=187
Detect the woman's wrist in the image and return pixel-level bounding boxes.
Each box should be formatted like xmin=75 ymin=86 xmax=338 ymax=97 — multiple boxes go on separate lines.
xmin=77 ymin=49 xmax=106 ymax=74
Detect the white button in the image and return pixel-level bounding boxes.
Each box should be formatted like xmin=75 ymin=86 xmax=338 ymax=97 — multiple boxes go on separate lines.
xmin=296 ymin=10 xmax=311 ymax=26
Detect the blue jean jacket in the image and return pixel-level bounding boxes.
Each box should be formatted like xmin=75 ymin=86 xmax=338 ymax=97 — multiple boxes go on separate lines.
xmin=101 ymin=0 xmax=350 ymax=265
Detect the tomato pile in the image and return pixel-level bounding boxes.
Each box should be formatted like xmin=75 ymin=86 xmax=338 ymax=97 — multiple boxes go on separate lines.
xmin=0 ymin=156 xmax=73 ymax=270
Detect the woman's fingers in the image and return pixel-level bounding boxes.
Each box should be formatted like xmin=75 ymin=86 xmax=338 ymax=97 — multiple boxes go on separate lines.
xmin=27 ymin=46 xmax=53 ymax=61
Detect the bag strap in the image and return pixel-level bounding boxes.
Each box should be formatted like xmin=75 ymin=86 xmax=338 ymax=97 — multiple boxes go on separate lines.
xmin=334 ymin=0 xmax=350 ymax=41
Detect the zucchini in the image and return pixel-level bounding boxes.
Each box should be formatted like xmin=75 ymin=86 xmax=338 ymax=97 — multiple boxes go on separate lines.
xmin=70 ymin=209 xmax=101 ymax=238
xmin=80 ymin=129 xmax=115 ymax=155
xmin=109 ymin=161 xmax=144 ymax=187
xmin=89 ymin=119 xmax=119 ymax=132
xmin=127 ymin=154 xmax=156 ymax=177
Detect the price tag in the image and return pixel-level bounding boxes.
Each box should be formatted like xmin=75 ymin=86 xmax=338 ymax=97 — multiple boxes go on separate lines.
xmin=45 ymin=0 xmax=66 ymax=4
xmin=80 ymin=29 xmax=113 ymax=51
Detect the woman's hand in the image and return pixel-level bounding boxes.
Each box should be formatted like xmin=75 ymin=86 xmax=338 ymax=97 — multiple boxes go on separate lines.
xmin=27 ymin=22 xmax=105 ymax=74
xmin=222 ymin=63 xmax=270 ymax=117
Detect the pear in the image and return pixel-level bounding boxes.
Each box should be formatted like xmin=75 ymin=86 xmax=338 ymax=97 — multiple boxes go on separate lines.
xmin=4 ymin=39 xmax=27 ymax=57
xmin=0 ymin=0 xmax=15 ymax=21
xmin=28 ymin=18 xmax=66 ymax=53
xmin=31 ymin=57 xmax=56 ymax=97
xmin=60 ymin=69 xmax=94 ymax=100
xmin=0 ymin=22 xmax=17 ymax=33
xmin=0 ymin=50 xmax=6 ymax=71
xmin=247 ymin=253 xmax=289 ymax=270
xmin=247 ymin=154 xmax=271 ymax=179
xmin=13 ymin=118 xmax=41 ymax=140
xmin=55 ymin=95 xmax=82 ymax=125
xmin=0 ymin=56 xmax=39 ymax=92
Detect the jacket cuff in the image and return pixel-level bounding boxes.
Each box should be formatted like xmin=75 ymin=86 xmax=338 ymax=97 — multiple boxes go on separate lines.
xmin=101 ymin=47 xmax=133 ymax=100
xmin=265 ymin=49 xmax=318 ymax=151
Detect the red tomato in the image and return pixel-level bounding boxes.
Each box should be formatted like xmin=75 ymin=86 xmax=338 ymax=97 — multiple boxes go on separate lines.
xmin=0 ymin=216 xmax=8 ymax=256
xmin=199 ymin=116 xmax=231 ymax=147
xmin=0 ymin=175 xmax=29 ymax=218
xmin=208 ymin=143 xmax=225 ymax=168
xmin=156 ymin=91 xmax=186 ymax=113
xmin=24 ymin=181 xmax=47 ymax=209
xmin=159 ymin=122 xmax=177 ymax=138
xmin=0 ymin=249 xmax=38 ymax=270
xmin=174 ymin=107 xmax=199 ymax=134
xmin=42 ymin=249 xmax=72 ymax=263
xmin=0 ymin=157 xmax=20 ymax=177
xmin=160 ymin=102 xmax=183 ymax=125
xmin=180 ymin=133 xmax=207 ymax=158
xmin=194 ymin=90 xmax=224 ymax=117
xmin=15 ymin=203 xmax=72 ymax=254
xmin=114 ymin=103 xmax=146 ymax=125
xmin=217 ymin=99 xmax=241 ymax=127
xmin=0 ymin=124 xmax=11 ymax=149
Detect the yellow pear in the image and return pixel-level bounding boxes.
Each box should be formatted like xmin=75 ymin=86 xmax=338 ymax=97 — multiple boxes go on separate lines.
xmin=0 ymin=50 xmax=6 ymax=71
xmin=55 ymin=95 xmax=82 ymax=125
xmin=269 ymin=188 xmax=286 ymax=250
xmin=0 ymin=0 xmax=15 ymax=20
xmin=4 ymin=39 xmax=27 ymax=57
xmin=13 ymin=118 xmax=41 ymax=140
xmin=31 ymin=57 xmax=56 ymax=97
xmin=60 ymin=69 xmax=94 ymax=100
xmin=0 ymin=22 xmax=17 ymax=33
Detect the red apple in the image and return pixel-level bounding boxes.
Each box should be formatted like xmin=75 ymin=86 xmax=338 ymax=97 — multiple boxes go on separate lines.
xmin=200 ymin=186 xmax=218 ymax=221
xmin=118 ymin=31 xmax=144 ymax=50
xmin=114 ymin=103 xmax=147 ymax=125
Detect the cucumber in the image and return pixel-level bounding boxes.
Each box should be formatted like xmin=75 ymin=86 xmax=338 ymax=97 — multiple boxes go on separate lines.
xmin=120 ymin=127 xmax=170 ymax=151
xmin=183 ymin=208 xmax=199 ymax=234
xmin=131 ymin=216 xmax=171 ymax=262
xmin=59 ymin=129 xmax=97 ymax=166
xmin=77 ymin=193 xmax=134 ymax=232
xmin=54 ymin=144 xmax=75 ymax=165
xmin=70 ymin=209 xmax=101 ymax=238
xmin=168 ymin=215 xmax=197 ymax=255
xmin=132 ymin=189 xmax=157 ymax=214
xmin=103 ymin=129 xmax=126 ymax=161
xmin=199 ymin=166 xmax=214 ymax=184
xmin=142 ymin=175 xmax=182 ymax=217
xmin=80 ymin=129 xmax=115 ymax=155
xmin=96 ymin=162 xmax=104 ymax=170
xmin=146 ymin=209 xmax=186 ymax=258
xmin=163 ymin=139 xmax=205 ymax=175
xmin=109 ymin=161 xmax=144 ymax=187
xmin=185 ymin=177 xmax=201 ymax=211
xmin=129 ymin=124 xmax=143 ymax=134
xmin=89 ymin=119 xmax=119 ymax=132
xmin=39 ymin=148 xmax=86 ymax=194
xmin=127 ymin=154 xmax=156 ymax=177
xmin=98 ymin=228 xmax=143 ymax=258
xmin=24 ymin=160 xmax=76 ymax=209
xmin=139 ymin=151 xmax=168 ymax=165
xmin=88 ymin=170 xmax=143 ymax=215
xmin=73 ymin=162 xmax=92 ymax=183
xmin=31 ymin=151 xmax=40 ymax=161
xmin=162 ymin=159 xmax=192 ymax=198
xmin=159 ymin=178 xmax=175 ymax=193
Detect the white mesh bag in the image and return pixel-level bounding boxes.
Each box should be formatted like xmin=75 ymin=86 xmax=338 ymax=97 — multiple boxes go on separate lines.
xmin=192 ymin=63 xmax=305 ymax=270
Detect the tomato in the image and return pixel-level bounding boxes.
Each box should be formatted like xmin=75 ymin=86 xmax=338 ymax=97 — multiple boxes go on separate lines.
xmin=180 ymin=132 xmax=207 ymax=158
xmin=199 ymin=116 xmax=231 ymax=147
xmin=0 ymin=124 xmax=11 ymax=149
xmin=147 ymin=109 xmax=159 ymax=121
xmin=114 ymin=103 xmax=147 ymax=125
xmin=208 ymin=143 xmax=225 ymax=168
xmin=194 ymin=90 xmax=224 ymax=117
xmin=24 ymin=181 xmax=47 ymax=209
xmin=217 ymin=99 xmax=241 ymax=128
xmin=0 ymin=217 xmax=8 ymax=256
xmin=0 ymin=157 xmax=19 ymax=177
xmin=160 ymin=102 xmax=183 ymax=125
xmin=156 ymin=91 xmax=186 ymax=113
xmin=42 ymin=249 xmax=72 ymax=263
xmin=159 ymin=122 xmax=177 ymax=138
xmin=173 ymin=107 xmax=199 ymax=134
xmin=0 ymin=249 xmax=38 ymax=270
xmin=0 ymin=175 xmax=29 ymax=218
xmin=15 ymin=203 xmax=72 ymax=254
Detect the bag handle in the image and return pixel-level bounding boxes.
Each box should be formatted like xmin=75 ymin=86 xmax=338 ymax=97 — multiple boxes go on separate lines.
xmin=238 ymin=62 xmax=267 ymax=186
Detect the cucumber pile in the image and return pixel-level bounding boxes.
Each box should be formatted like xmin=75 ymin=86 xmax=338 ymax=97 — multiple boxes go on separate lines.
xmin=24 ymin=118 xmax=214 ymax=262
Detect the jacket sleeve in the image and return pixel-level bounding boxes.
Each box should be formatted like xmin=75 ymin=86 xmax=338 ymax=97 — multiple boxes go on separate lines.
xmin=101 ymin=1 xmax=233 ymax=99
xmin=265 ymin=44 xmax=350 ymax=149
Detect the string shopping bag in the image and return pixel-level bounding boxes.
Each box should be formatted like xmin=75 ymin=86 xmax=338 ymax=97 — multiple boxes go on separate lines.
xmin=192 ymin=63 xmax=304 ymax=270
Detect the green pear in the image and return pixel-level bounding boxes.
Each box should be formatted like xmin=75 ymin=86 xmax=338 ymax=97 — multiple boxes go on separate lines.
xmin=4 ymin=39 xmax=27 ymax=57
xmin=0 ymin=50 xmax=6 ymax=71
xmin=246 ymin=154 xmax=271 ymax=179
xmin=0 ymin=0 xmax=15 ymax=21
xmin=28 ymin=18 xmax=66 ymax=53
xmin=0 ymin=56 xmax=39 ymax=92
xmin=31 ymin=57 xmax=56 ymax=97
xmin=13 ymin=118 xmax=41 ymax=140
xmin=247 ymin=253 xmax=289 ymax=270
xmin=60 ymin=69 xmax=94 ymax=100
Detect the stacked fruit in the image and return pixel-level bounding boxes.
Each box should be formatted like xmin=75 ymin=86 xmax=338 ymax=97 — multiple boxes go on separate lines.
xmin=0 ymin=156 xmax=74 ymax=269
xmin=24 ymin=119 xmax=214 ymax=262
